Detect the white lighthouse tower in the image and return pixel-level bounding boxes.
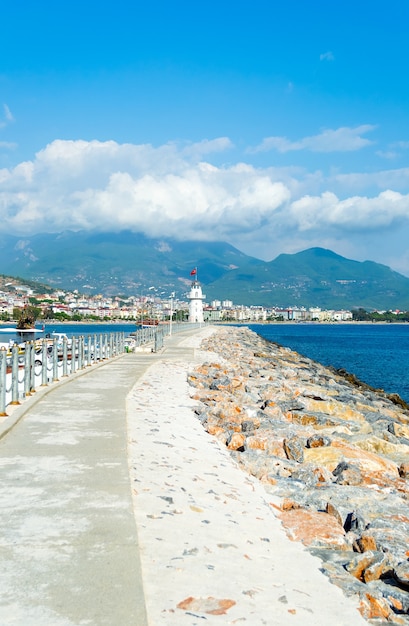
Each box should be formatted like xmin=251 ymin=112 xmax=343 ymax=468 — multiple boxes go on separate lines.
xmin=188 ymin=269 xmax=205 ymax=323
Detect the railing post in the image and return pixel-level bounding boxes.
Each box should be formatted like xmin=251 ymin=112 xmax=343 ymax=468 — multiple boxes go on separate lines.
xmin=24 ymin=342 xmax=31 ymax=397
xmin=41 ymin=339 xmax=48 ymax=386
xmin=87 ymin=335 xmax=92 ymax=366
xmin=78 ymin=336 xmax=83 ymax=370
xmin=52 ymin=337 xmax=59 ymax=381
xmin=11 ymin=344 xmax=20 ymax=405
xmin=71 ymin=337 xmax=77 ymax=374
xmin=109 ymin=333 xmax=114 ymax=357
xmin=29 ymin=342 xmax=36 ymax=393
xmin=0 ymin=348 xmax=7 ymax=415
xmin=91 ymin=334 xmax=97 ymax=365
xmin=62 ymin=337 xmax=68 ymax=376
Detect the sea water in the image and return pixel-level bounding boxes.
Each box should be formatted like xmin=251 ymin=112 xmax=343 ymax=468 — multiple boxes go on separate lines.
xmin=2 ymin=320 xmax=408 ymax=404
xmin=247 ymin=323 xmax=409 ymax=403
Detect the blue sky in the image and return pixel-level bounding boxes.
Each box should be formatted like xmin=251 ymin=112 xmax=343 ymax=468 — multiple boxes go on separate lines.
xmin=1 ymin=0 xmax=409 ymax=274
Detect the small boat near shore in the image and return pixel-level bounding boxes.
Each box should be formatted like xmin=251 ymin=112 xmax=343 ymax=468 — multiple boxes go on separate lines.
xmin=140 ymin=319 xmax=159 ymax=328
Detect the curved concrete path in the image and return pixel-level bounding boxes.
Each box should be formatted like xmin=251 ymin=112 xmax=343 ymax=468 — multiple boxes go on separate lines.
xmin=0 ymin=327 xmax=368 ymax=625
xmin=0 ymin=328 xmax=203 ymax=626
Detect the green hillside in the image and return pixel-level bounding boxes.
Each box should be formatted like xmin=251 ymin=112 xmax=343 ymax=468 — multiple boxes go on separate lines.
xmin=0 ymin=231 xmax=408 ymax=309
xmin=205 ymin=248 xmax=409 ymax=309
xmin=0 ymin=231 xmax=255 ymax=296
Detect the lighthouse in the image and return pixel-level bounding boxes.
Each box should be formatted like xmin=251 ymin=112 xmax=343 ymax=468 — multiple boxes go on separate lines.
xmin=188 ymin=268 xmax=205 ymax=323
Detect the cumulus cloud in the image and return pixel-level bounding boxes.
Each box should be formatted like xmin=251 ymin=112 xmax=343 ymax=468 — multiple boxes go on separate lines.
xmin=320 ymin=51 xmax=335 ymax=61
xmin=1 ymin=137 xmax=409 ymax=272
xmin=289 ymin=189 xmax=409 ymax=232
xmin=0 ymin=139 xmax=290 ymax=239
xmin=249 ymin=125 xmax=376 ymax=154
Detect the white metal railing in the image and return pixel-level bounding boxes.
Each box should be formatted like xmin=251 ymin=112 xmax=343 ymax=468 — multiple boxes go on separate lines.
xmin=0 ymin=332 xmax=127 ymax=415
xmin=0 ymin=323 xmax=205 ymax=415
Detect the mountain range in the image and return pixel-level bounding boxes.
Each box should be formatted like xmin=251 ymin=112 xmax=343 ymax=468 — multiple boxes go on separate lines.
xmin=1 ymin=230 xmax=409 ymax=310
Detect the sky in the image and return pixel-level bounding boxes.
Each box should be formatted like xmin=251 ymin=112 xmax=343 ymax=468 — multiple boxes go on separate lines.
xmin=1 ymin=1 xmax=409 ymax=274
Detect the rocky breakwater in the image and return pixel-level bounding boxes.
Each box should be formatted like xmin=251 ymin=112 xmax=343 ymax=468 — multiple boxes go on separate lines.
xmin=188 ymin=326 xmax=409 ymax=625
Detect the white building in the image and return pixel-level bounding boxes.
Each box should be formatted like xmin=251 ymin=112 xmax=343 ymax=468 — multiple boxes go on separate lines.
xmin=188 ymin=279 xmax=205 ymax=323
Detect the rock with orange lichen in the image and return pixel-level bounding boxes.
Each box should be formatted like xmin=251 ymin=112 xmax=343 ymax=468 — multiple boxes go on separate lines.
xmin=355 ymin=434 xmax=409 ymax=464
xmin=389 ymin=421 xmax=409 ymax=439
xmin=305 ymin=439 xmax=400 ymax=477
xmin=283 ymin=436 xmax=304 ymax=463
xmin=399 ymin=462 xmax=409 ymax=478
xmin=353 ymin=533 xmax=378 ymax=553
xmin=226 ymin=432 xmax=246 ymax=450
xmin=394 ymin=562 xmax=409 ymax=589
xmin=245 ymin=432 xmax=286 ymax=457
xmin=345 ymin=551 xmax=392 ymax=583
xmin=278 ymin=507 xmax=348 ymax=549
xmin=300 ymin=397 xmax=367 ymax=422
xmin=359 ymin=592 xmax=398 ymax=622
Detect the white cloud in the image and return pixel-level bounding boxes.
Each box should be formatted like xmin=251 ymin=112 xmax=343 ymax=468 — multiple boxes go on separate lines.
xmin=0 ymin=141 xmax=17 ymax=150
xmin=0 ymin=139 xmax=290 ymax=239
xmin=0 ymin=104 xmax=14 ymax=130
xmin=181 ymin=137 xmax=234 ymax=158
xmin=376 ymin=150 xmax=398 ymax=159
xmin=392 ymin=141 xmax=409 ymax=150
xmin=320 ymin=51 xmax=334 ymax=61
xmin=4 ymin=104 xmax=14 ymax=122
xmin=1 ymin=137 xmax=409 ymax=273
xmin=289 ymin=189 xmax=409 ymax=232
xmin=250 ymin=125 xmax=376 ymax=154
xmin=330 ymin=167 xmax=409 ymax=192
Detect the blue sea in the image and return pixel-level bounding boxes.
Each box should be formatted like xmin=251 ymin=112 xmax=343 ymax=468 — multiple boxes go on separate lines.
xmin=2 ymin=320 xmax=408 ymax=404
xmin=247 ymin=323 xmax=409 ymax=404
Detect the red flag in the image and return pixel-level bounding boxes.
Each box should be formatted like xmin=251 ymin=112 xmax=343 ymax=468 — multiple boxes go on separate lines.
xmin=190 ymin=268 xmax=197 ymax=276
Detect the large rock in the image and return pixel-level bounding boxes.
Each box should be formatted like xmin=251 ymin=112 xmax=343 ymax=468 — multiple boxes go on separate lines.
xmin=278 ymin=507 xmax=348 ymax=549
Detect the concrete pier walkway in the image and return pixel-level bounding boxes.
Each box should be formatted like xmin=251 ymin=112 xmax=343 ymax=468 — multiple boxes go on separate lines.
xmin=0 ymin=329 xmax=202 ymax=626
xmin=0 ymin=327 xmax=368 ymax=626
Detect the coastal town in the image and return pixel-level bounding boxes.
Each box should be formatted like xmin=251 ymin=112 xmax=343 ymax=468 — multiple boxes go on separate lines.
xmin=0 ymin=276 xmax=356 ymax=323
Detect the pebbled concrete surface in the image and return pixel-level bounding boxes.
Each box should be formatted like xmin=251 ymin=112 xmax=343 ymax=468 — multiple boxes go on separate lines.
xmin=128 ymin=330 xmax=368 ymax=626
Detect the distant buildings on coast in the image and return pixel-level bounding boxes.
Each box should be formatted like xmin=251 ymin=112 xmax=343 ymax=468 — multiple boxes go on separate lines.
xmin=204 ymin=302 xmax=353 ymax=322
xmin=0 ymin=278 xmax=354 ymax=323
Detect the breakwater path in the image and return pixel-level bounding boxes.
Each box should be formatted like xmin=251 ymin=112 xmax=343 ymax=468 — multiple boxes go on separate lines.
xmin=0 ymin=326 xmax=371 ymax=625
xmin=0 ymin=328 xmax=205 ymax=626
